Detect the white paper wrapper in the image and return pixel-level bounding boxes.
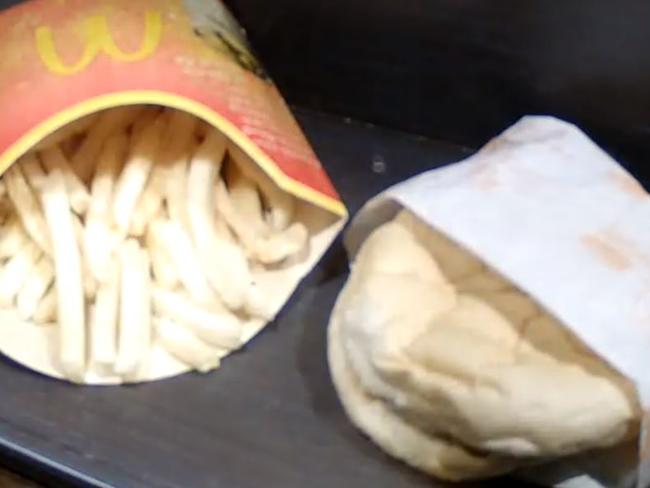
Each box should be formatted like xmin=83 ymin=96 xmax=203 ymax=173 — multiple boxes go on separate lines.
xmin=345 ymin=116 xmax=650 ymax=488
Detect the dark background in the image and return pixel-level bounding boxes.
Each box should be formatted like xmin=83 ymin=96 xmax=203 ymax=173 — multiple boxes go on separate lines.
xmin=227 ymin=0 xmax=650 ymax=186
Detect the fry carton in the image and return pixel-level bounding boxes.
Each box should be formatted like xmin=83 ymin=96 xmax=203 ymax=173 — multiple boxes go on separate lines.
xmin=0 ymin=0 xmax=346 ymax=384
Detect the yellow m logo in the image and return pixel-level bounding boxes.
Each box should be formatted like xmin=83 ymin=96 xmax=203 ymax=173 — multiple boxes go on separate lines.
xmin=36 ymin=11 xmax=162 ymax=76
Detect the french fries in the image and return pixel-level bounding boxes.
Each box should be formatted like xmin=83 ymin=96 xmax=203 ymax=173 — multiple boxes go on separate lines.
xmin=40 ymin=145 xmax=91 ymax=214
xmin=215 ymin=179 xmax=309 ymax=264
xmin=40 ymin=168 xmax=85 ymax=382
xmin=129 ymin=172 xmax=163 ymax=236
xmin=152 ymin=288 xmax=241 ymax=349
xmin=0 ymin=217 xmax=29 ymax=259
xmin=16 ymin=255 xmax=54 ymax=320
xmin=85 ymin=132 xmax=128 ymax=281
xmin=188 ymin=130 xmax=251 ymax=309
xmin=72 ymin=215 xmax=98 ymax=299
xmin=0 ymin=241 xmax=41 ymax=307
xmin=33 ymin=287 xmax=57 ymax=324
xmin=112 ymin=115 xmax=165 ymax=234
xmin=0 ymin=105 xmax=311 ymax=383
xmin=224 ymin=159 xmax=268 ymax=237
xmin=159 ymin=111 xmax=197 ymax=229
xmin=229 ymin=143 xmax=295 ymax=231
xmin=89 ymin=264 xmax=120 ymax=370
xmin=20 ymin=153 xmax=47 ymax=189
xmin=5 ymin=164 xmax=51 ymax=254
xmin=72 ymin=106 xmax=142 ymax=182
xmin=149 ymin=219 xmax=215 ymax=304
xmin=146 ymin=221 xmax=180 ymax=289
xmin=115 ymin=240 xmax=151 ymax=376
xmin=155 ymin=317 xmax=223 ymax=373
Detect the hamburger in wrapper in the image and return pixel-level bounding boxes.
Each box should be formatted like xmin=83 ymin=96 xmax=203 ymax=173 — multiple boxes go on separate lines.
xmin=330 ymin=117 xmax=650 ymax=487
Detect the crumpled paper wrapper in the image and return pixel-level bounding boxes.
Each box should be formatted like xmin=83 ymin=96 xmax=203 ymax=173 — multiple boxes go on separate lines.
xmin=345 ymin=116 xmax=650 ymax=488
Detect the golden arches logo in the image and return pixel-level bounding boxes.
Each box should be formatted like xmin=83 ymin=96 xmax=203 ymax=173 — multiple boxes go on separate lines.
xmin=35 ymin=11 xmax=162 ymax=76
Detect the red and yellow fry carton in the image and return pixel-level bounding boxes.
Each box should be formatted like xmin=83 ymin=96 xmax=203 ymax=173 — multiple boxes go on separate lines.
xmin=0 ymin=0 xmax=347 ymax=384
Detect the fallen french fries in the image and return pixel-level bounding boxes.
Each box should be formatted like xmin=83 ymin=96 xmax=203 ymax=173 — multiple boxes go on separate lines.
xmin=0 ymin=105 xmax=311 ymax=383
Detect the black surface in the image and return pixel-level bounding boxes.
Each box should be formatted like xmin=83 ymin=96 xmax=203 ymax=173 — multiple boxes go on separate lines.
xmin=0 ymin=110 xmax=546 ymax=488
xmin=227 ymin=0 xmax=650 ymax=188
